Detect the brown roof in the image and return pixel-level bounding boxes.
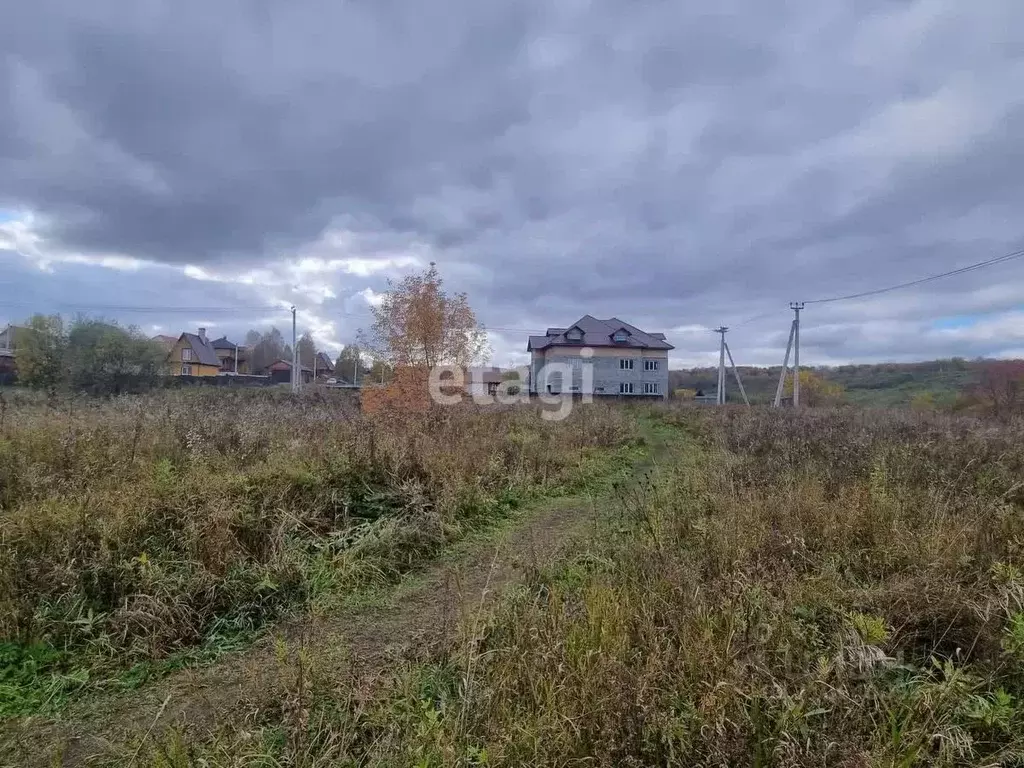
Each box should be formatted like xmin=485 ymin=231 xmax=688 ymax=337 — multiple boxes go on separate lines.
xmin=528 ymin=315 xmax=673 ymax=351
xmin=266 ymin=359 xmax=313 ymax=373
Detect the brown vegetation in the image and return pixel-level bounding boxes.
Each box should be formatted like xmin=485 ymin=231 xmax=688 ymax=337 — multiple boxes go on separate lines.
xmin=139 ymin=406 xmax=1024 ymax=766
xmin=0 ymin=389 xmax=636 ymax=716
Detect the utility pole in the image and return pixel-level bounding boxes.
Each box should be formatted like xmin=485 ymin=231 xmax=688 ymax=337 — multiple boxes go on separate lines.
xmin=773 ymin=319 xmax=796 ymax=408
xmin=714 ymin=327 xmax=750 ymax=407
xmin=772 ymin=304 xmax=804 ymax=407
xmin=290 ymin=306 xmax=297 ymax=393
xmin=790 ymin=302 xmax=804 ymax=407
xmin=714 ymin=327 xmax=728 ymax=405
xmin=725 ymin=339 xmax=750 ymax=406
xmin=234 ymin=344 xmax=238 ymax=374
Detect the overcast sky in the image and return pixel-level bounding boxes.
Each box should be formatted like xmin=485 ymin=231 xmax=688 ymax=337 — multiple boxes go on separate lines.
xmin=2 ymin=0 xmax=1023 ymax=368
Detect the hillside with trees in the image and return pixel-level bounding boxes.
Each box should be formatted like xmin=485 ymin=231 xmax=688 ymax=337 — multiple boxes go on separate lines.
xmin=670 ymin=357 xmax=986 ymax=407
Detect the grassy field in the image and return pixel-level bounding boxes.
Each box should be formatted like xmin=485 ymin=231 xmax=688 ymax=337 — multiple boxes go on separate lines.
xmin=120 ymin=405 xmax=1024 ymax=767
xmin=0 ymin=389 xmax=639 ymax=718
xmin=7 ymin=394 xmax=1024 ymax=766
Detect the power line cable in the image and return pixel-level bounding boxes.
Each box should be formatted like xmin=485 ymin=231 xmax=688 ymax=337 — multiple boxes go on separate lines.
xmin=730 ymin=310 xmax=781 ymax=328
xmin=803 ymin=246 xmax=1024 ymax=305
xmin=8 ymin=244 xmax=1023 ymax=344
xmin=713 ymin=245 xmax=1024 ymax=335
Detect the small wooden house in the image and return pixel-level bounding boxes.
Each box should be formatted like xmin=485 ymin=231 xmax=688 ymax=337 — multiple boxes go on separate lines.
xmin=165 ymin=328 xmax=221 ymax=376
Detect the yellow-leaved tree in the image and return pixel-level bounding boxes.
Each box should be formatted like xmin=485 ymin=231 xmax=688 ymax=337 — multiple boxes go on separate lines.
xmin=359 ymin=262 xmax=489 ymax=412
xmin=784 ymin=370 xmax=845 ymax=407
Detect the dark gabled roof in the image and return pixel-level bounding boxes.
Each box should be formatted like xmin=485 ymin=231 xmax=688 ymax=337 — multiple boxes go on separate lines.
xmin=211 ymin=336 xmax=237 ymax=350
xmin=316 ymin=351 xmax=335 ymax=371
xmin=267 ymin=359 xmax=313 ymax=373
xmin=528 ymin=315 xmax=673 ymax=351
xmin=179 ymin=333 xmax=221 ymax=366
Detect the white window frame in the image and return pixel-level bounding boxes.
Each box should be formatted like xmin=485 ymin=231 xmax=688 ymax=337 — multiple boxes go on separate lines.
xmin=181 ymin=347 xmax=192 ymax=361
xmin=181 ymin=364 xmax=193 ymax=375
xmin=644 ymin=382 xmax=660 ymax=395
xmin=643 ymin=359 xmax=659 ymax=371
xmin=619 ymin=382 xmax=634 ymax=394
xmin=619 ymin=358 xmax=634 ymax=370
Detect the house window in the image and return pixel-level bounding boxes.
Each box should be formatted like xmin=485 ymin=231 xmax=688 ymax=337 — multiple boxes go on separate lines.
xmin=181 ymin=348 xmax=192 ymax=361
xmin=619 ymin=359 xmax=634 ymax=370
xmin=643 ymin=359 xmax=659 ymax=371
xmin=619 ymin=382 xmax=634 ymax=394
xmin=613 ymin=331 xmax=628 ymax=342
xmin=566 ymin=328 xmax=583 ymax=341
xmin=644 ymin=382 xmax=660 ymax=395
xmin=181 ymin=364 xmax=193 ymax=375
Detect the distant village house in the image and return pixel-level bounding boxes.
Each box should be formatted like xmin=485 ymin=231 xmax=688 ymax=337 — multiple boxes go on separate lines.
xmin=265 ymin=359 xmax=314 ymax=385
xmin=164 ymin=328 xmax=221 ymax=376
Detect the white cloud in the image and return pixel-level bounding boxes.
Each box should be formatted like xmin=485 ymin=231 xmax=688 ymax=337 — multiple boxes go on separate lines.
xmin=1 ymin=213 xmax=149 ymax=272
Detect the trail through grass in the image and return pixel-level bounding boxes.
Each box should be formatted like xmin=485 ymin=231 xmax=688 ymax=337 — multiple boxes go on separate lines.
xmin=0 ymin=391 xmax=640 ymax=719
xmin=105 ymin=406 xmax=1024 ymax=767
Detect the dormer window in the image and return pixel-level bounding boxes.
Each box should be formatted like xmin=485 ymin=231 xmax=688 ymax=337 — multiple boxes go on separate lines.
xmin=613 ymin=330 xmax=629 ymax=343
xmin=566 ymin=327 xmax=583 ymax=342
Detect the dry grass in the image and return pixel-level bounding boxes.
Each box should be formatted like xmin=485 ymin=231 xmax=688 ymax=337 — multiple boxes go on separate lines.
xmin=0 ymin=389 xmax=638 ymax=716
xmin=136 ymin=406 xmax=1024 ymax=767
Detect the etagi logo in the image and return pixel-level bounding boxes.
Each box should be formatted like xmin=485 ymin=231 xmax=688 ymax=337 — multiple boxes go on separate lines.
xmin=427 ymin=347 xmax=596 ymax=421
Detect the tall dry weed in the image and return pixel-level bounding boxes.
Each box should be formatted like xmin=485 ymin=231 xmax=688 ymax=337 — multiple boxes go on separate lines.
xmin=0 ymin=389 xmax=636 ymax=687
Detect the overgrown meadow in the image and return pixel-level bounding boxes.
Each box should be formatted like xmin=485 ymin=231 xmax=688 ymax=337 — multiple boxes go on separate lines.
xmin=153 ymin=407 xmax=1024 ymax=767
xmin=0 ymin=389 xmax=638 ymax=716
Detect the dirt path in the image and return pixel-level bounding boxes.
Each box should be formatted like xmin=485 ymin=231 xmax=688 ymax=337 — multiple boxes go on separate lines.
xmin=2 ymin=420 xmax=671 ymax=767
xmin=1 ymin=492 xmax=617 ymax=767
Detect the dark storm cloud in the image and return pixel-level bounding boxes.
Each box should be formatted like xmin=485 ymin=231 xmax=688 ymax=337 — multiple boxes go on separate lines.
xmin=1 ymin=0 xmax=537 ymax=260
xmin=2 ymin=0 xmax=1024 ymax=365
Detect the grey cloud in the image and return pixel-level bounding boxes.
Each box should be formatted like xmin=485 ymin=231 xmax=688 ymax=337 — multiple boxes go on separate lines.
xmin=2 ymin=0 xmax=1024 ymax=366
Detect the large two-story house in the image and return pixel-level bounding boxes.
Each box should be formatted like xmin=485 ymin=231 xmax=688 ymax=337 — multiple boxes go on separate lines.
xmin=527 ymin=316 xmax=672 ymax=398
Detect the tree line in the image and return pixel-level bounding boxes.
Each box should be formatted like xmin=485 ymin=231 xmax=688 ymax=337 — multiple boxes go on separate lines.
xmin=7 ymin=313 xmax=396 ymax=396
xmin=14 ymin=314 xmax=168 ymax=396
